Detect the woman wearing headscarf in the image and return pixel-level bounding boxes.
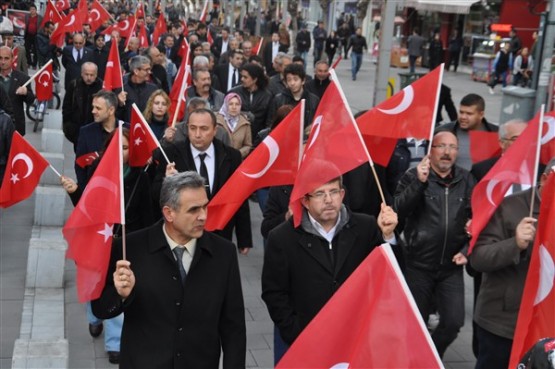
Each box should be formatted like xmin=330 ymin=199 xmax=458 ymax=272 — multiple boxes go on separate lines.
xmin=216 ymin=93 xmax=252 ymax=158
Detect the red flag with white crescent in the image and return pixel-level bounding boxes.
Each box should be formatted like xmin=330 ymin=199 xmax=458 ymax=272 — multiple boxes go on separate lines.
xmin=508 ymin=169 xmax=555 ymax=368
xmin=151 ymin=12 xmax=166 ymax=46
xmin=35 ymin=62 xmax=54 ymax=101
xmin=137 ymin=24 xmax=149 ymax=49
xmin=87 ymin=0 xmax=112 ymax=33
xmin=541 ymin=112 xmax=555 ymax=165
xmin=129 ymin=104 xmax=161 ymax=167
xmin=205 ymin=102 xmax=304 ymax=230
xmin=102 ymin=15 xmax=136 ymax=39
xmin=276 ymin=244 xmax=443 ymax=369
xmin=64 ymin=126 xmax=125 ymax=303
xmin=468 ymin=111 xmax=542 ymax=254
xmin=0 ymin=132 xmax=49 ymax=208
xmin=199 ymin=0 xmax=209 ymax=24
xmin=55 ymin=0 xmax=70 ymax=12
xmin=290 ymin=74 xmax=371 ymax=227
xmin=40 ymin=0 xmax=63 ymax=28
xmin=103 ymin=40 xmax=123 ymax=91
xmin=469 ymin=131 xmax=502 ymax=164
xmin=75 ymin=151 xmax=100 ymax=168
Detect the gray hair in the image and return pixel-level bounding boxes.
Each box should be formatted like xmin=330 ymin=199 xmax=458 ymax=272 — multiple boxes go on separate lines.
xmin=498 ymin=119 xmax=526 ymax=139
xmin=160 ymin=171 xmax=206 ymax=210
xmin=193 ymin=55 xmax=209 ymax=67
xmin=129 ymin=55 xmax=151 ymax=72
xmin=274 ymin=52 xmax=292 ymax=65
xmin=81 ymin=62 xmax=98 ymax=73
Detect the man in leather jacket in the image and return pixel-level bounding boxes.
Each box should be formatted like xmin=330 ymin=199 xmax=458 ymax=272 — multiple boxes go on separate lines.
xmin=394 ymin=130 xmax=475 ymax=358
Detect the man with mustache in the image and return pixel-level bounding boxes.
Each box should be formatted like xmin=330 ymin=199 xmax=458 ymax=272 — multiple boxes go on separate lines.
xmin=394 ymin=130 xmax=476 ymax=358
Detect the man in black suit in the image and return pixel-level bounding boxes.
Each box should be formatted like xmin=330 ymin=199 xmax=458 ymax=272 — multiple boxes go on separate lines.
xmin=61 ymin=33 xmax=92 ymax=90
xmin=211 ymin=26 xmax=230 ymax=60
xmin=213 ymin=49 xmax=244 ymax=94
xmin=92 ymin=171 xmax=246 ymax=369
xmin=262 ymin=176 xmax=398 ymax=361
xmin=153 ymin=108 xmax=253 ymax=254
xmin=0 ymin=46 xmax=34 ymax=136
xmin=263 ymin=32 xmax=283 ymax=77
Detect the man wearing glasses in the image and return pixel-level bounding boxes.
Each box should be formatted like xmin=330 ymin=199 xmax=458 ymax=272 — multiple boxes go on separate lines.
xmin=117 ymin=55 xmax=158 ymax=122
xmin=62 ymin=33 xmax=92 ymax=91
xmin=394 ymin=130 xmax=476 ymax=359
xmin=262 ymin=175 xmax=398 ymax=361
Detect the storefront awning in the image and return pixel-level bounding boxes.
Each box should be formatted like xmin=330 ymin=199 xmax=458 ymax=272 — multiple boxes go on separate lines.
xmin=406 ymin=0 xmax=480 ymax=14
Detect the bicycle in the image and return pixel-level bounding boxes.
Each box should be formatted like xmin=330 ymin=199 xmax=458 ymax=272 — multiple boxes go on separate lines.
xmin=26 ymin=71 xmax=62 ymax=132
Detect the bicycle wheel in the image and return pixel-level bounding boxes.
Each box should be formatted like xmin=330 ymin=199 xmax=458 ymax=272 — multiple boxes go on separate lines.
xmin=52 ymin=93 xmax=61 ymax=109
xmin=26 ymin=101 xmax=38 ymax=122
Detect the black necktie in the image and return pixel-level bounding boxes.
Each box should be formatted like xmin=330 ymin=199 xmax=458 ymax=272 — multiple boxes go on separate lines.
xmin=232 ymin=68 xmax=238 ymax=87
xmin=173 ymin=247 xmax=187 ymax=284
xmin=198 ymin=153 xmax=210 ymax=196
xmin=77 ymin=50 xmax=82 ymax=63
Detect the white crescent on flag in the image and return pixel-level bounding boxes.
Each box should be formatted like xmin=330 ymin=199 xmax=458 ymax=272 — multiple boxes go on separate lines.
xmin=306 ymin=115 xmax=323 ymax=152
xmin=79 ymin=176 xmax=119 ymax=221
xmin=542 ymin=116 xmax=555 ymax=145
xmin=90 ymin=9 xmax=101 ymax=22
xmin=119 ymin=20 xmax=130 ymax=31
xmin=534 ymin=245 xmax=555 ymax=305
xmin=12 ymin=153 xmax=34 ymax=178
xmin=242 ymin=136 xmax=280 ymax=179
xmin=378 ymin=86 xmax=414 ymax=115
xmin=38 ymin=70 xmax=51 ymax=87
xmin=66 ymin=14 xmax=76 ymax=26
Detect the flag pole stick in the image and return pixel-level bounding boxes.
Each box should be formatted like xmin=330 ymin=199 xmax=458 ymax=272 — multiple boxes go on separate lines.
xmin=426 ymin=64 xmax=445 ymax=154
xmin=528 ymin=105 xmax=545 ymax=218
xmin=21 ymin=59 xmax=54 ymax=88
xmin=49 ymin=164 xmax=61 ymax=177
xmin=330 ymin=69 xmax=386 ymax=205
xmin=131 ymin=103 xmax=171 ymax=164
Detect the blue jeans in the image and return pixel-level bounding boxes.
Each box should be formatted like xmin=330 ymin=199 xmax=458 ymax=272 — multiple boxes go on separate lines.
xmin=86 ymin=302 xmax=123 ymax=352
xmin=351 ymin=52 xmax=363 ymax=79
xmin=298 ymin=51 xmax=308 ymax=70
xmin=409 ymin=55 xmax=418 ymax=73
xmin=274 ymin=326 xmax=289 ymax=365
xmin=474 ymin=324 xmax=512 ymax=369
xmin=405 ymin=265 xmax=465 ymax=357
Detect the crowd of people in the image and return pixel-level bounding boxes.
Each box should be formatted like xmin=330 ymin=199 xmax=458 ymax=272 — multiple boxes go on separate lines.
xmin=0 ymin=1 xmax=553 ymax=369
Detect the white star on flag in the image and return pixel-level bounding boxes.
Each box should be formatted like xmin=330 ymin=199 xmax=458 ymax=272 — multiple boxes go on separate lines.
xmin=10 ymin=173 xmax=19 ymax=184
xmin=97 ymin=223 xmax=114 ymax=243
xmin=134 ymin=137 xmax=143 ymax=146
xmin=42 ymin=81 xmax=49 ymax=87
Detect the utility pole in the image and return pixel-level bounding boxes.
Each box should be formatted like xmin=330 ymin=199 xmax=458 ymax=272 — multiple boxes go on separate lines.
xmin=535 ymin=0 xmax=555 ymax=111
xmin=373 ymin=0 xmax=396 ymax=106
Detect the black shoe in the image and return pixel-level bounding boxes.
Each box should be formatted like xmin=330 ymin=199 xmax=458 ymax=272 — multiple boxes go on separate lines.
xmin=88 ymin=323 xmax=103 ymax=338
xmin=108 ymin=351 xmax=120 ymax=364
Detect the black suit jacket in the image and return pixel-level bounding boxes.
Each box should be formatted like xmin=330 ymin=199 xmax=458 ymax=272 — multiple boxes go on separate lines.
xmin=6 ymin=70 xmax=34 ymax=135
xmin=61 ymin=46 xmax=93 ymax=89
xmin=471 ymin=156 xmax=499 ymax=182
xmin=262 ymin=210 xmax=384 ymax=345
xmin=92 ymin=221 xmax=246 ymax=369
xmin=213 ymin=63 xmax=240 ymax=94
xmin=153 ymin=138 xmax=253 ymax=248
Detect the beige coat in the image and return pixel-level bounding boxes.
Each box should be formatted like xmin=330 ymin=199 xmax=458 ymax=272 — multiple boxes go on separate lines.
xmin=216 ymin=113 xmax=252 ymax=158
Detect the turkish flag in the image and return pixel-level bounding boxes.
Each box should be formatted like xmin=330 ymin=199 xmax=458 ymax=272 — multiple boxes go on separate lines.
xmin=135 ymin=1 xmax=145 ymax=18
xmin=75 ymin=151 xmax=99 ymax=168
xmin=137 ymin=25 xmax=149 ymax=49
xmin=0 ymin=132 xmax=49 ymax=208
xmin=101 ymin=15 xmax=136 ymax=39
xmin=276 ymin=243 xmax=443 ymax=369
xmin=541 ymin=112 xmax=555 ymax=165
xmin=128 ymin=104 xmax=160 ymax=167
xmin=49 ymin=9 xmax=85 ymax=46
xmin=168 ymin=59 xmax=190 ymax=125
xmin=35 ymin=63 xmax=53 ymax=101
xmin=509 ymin=170 xmax=555 ymax=368
xmin=468 ymin=111 xmax=542 ymax=254
xmin=177 ymin=36 xmax=190 ymax=61
xmin=87 ymin=0 xmax=112 ymax=33
xmin=55 ymin=0 xmax=70 ymax=12
xmin=64 ymin=126 xmax=125 ymax=303
xmin=469 ymin=131 xmax=502 ymax=164
xmin=76 ymin=0 xmax=88 ymax=25
xmin=252 ymin=38 xmax=262 ymax=56
xmin=207 ymin=29 xmax=214 ymax=46
xmin=289 ymin=77 xmax=371 ymax=227
xmin=205 ymin=102 xmax=304 ymax=231
xmin=199 ymin=0 xmax=209 ymax=23
xmin=151 ymin=12 xmax=166 ymax=46
xmin=355 ymin=65 xmax=443 ymax=166
xmin=40 ymin=0 xmax=63 ymax=28
xmin=11 ymin=48 xmax=18 ymax=70
xmin=103 ymin=39 xmax=123 ymax=91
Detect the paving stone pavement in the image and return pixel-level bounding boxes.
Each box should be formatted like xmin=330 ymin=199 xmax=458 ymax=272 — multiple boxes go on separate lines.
xmin=0 ymin=54 xmax=507 ymax=368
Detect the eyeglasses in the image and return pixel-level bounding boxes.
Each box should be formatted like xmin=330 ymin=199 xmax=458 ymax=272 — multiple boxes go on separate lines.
xmin=307 ymin=189 xmax=342 ymax=201
xmin=140 ymin=67 xmax=152 ymax=72
xmin=431 ymin=144 xmax=459 ymax=151
xmin=500 ymin=136 xmax=519 ymax=143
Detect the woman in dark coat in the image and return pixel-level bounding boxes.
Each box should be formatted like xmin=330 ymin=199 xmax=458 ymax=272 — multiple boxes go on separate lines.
xmin=325 ymin=30 xmax=340 ymax=66
xmin=428 ymin=32 xmax=444 ymax=70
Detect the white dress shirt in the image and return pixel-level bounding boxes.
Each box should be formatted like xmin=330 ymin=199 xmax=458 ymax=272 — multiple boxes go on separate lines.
xmin=190 ymin=143 xmax=215 ymax=193
xmin=163 ymin=224 xmax=196 ymax=273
